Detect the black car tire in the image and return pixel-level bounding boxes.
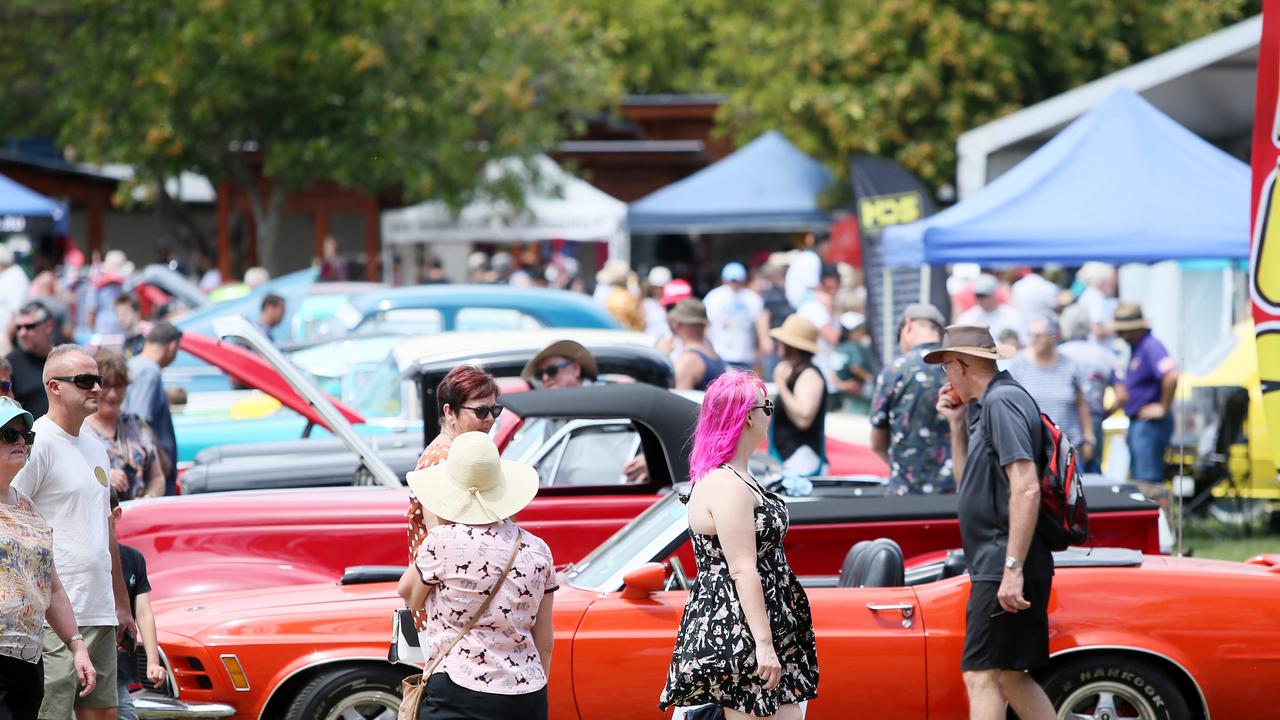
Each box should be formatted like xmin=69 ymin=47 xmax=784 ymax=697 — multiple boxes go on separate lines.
xmin=286 ymin=665 xmax=409 ymax=720
xmin=1039 ymin=654 xmax=1191 ymax=720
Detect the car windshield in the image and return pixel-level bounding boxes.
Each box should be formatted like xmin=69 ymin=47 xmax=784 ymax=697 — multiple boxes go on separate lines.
xmin=348 ymin=356 xmax=404 ymax=420
xmin=564 ymin=489 xmax=688 ymax=593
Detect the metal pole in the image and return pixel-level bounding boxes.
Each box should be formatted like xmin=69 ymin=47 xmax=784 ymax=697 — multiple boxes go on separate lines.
xmin=919 ymin=265 xmax=932 ymax=304
xmin=882 ymin=266 xmax=895 ymax=365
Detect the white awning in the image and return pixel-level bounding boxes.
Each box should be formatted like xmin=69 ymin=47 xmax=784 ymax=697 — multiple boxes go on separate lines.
xmin=381 ymin=155 xmax=627 ymax=249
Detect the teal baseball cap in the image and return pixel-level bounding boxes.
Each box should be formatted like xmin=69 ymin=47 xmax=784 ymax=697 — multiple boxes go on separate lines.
xmin=0 ymin=398 xmax=34 ymax=431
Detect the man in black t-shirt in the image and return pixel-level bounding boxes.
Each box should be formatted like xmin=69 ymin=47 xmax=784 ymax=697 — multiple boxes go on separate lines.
xmin=5 ymin=301 xmax=56 ymax=417
xmin=928 ymin=325 xmax=1056 ymax=720
xmin=109 ymin=490 xmax=164 ymax=720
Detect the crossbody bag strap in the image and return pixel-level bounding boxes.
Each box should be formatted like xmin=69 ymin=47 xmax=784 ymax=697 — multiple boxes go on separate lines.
xmin=421 ymin=529 xmax=522 ymax=678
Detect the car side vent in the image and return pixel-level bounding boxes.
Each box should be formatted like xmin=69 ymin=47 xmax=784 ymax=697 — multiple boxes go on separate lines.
xmin=341 ymin=565 xmax=408 ymax=585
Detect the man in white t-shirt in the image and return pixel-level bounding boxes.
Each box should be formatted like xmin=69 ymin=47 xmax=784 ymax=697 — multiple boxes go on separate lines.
xmin=15 ymin=344 xmax=136 ymax=720
xmin=957 ymin=273 xmax=1027 ymax=346
xmin=1011 ymin=269 xmax=1059 ymax=321
xmin=784 ymin=233 xmax=830 ymax=310
xmin=795 ymin=263 xmax=843 ymax=384
xmin=703 ymin=262 xmax=764 ymax=370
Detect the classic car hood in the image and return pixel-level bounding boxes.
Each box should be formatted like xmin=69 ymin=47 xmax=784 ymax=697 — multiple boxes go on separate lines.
xmin=152 ymin=575 xmax=599 ymax=640
xmin=179 ymin=331 xmax=365 ymax=429
xmin=119 ymin=486 xmax=410 ymax=534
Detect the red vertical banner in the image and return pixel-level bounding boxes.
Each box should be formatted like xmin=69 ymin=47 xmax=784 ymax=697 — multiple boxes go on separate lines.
xmin=1250 ymin=1 xmax=1280 ymax=472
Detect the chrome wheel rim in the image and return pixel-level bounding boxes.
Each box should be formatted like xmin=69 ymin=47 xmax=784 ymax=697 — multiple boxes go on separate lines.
xmin=322 ymin=690 xmax=401 ymax=720
xmin=1058 ymin=680 xmax=1158 ymax=720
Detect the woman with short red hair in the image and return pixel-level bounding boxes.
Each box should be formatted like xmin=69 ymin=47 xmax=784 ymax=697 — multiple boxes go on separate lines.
xmin=404 ymin=364 xmax=502 ymax=630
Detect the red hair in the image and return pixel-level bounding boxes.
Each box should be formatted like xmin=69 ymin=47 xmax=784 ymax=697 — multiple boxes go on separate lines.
xmin=437 ymin=365 xmax=499 ymax=416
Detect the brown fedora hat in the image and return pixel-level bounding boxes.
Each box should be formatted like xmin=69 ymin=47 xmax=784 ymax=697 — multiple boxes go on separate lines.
xmin=1107 ymin=302 xmax=1151 ymax=332
xmin=769 ymin=314 xmax=820 ymax=355
xmin=923 ymin=324 xmax=1017 ymax=364
xmin=520 ymin=339 xmax=599 ymax=382
xmin=668 ymin=298 xmax=709 ymax=325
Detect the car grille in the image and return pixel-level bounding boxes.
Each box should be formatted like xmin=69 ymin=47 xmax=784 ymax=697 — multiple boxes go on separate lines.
xmin=133 ymin=651 xmax=177 ymax=698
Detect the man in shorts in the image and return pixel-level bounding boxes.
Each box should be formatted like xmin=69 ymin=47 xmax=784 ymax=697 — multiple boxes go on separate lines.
xmin=929 ymin=325 xmax=1055 ymax=720
xmin=15 ymin=344 xmax=137 ymax=720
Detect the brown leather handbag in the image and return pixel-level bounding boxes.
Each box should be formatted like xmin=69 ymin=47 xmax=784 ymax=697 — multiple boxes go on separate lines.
xmin=398 ymin=534 xmax=522 ymax=720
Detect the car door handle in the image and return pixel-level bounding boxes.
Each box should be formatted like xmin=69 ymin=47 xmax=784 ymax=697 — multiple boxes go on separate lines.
xmin=866 ymin=602 xmax=914 ymax=618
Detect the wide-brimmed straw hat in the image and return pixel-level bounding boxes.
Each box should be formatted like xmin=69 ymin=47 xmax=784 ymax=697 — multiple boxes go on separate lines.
xmin=923 ymin=324 xmax=1017 ymax=364
xmin=520 ymin=339 xmax=599 ymax=382
xmin=668 ymin=298 xmax=709 ymax=325
xmin=1107 ymin=302 xmax=1151 ymax=332
xmin=405 ymin=432 xmax=539 ymax=525
xmin=769 ymin=314 xmax=819 ymax=355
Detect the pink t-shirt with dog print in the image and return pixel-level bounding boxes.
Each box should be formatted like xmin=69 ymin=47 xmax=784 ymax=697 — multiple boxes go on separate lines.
xmin=414 ymin=519 xmax=557 ymax=694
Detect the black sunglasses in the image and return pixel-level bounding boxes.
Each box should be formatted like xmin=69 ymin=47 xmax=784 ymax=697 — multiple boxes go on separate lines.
xmin=458 ymin=404 xmax=504 ymax=420
xmin=0 ymin=380 xmax=10 ymax=393
xmin=751 ymin=399 xmax=774 ymax=417
xmin=15 ymin=321 xmax=47 ymax=332
xmin=0 ymin=427 xmax=35 ymax=445
xmin=537 ymin=359 xmax=575 ymax=380
xmin=52 ymin=374 xmax=104 ymax=391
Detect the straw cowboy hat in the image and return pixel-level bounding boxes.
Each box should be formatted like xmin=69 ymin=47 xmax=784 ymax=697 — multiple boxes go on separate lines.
xmin=923 ymin=324 xmax=1017 ymax=364
xmin=1107 ymin=302 xmax=1151 ymax=332
xmin=667 ymin=298 xmax=709 ymax=325
xmin=769 ymin=314 xmax=820 ymax=355
xmin=520 ymin=339 xmax=599 ymax=382
xmin=405 ymin=432 xmax=539 ymax=525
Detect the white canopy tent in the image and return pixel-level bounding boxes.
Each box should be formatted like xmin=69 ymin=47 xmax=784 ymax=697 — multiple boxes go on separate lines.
xmin=381 ymin=155 xmax=628 ymax=281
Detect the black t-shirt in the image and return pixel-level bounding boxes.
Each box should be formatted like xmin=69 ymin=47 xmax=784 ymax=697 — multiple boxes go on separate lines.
xmin=957 ymin=372 xmax=1054 ymax=582
xmin=5 ymin=348 xmax=47 ymax=418
xmin=117 ymin=544 xmax=152 ymax=682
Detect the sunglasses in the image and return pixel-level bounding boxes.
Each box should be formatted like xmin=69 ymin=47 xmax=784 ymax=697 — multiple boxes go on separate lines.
xmin=0 ymin=380 xmax=10 ymax=393
xmin=751 ymin=399 xmax=774 ymax=417
xmin=458 ymin=404 xmax=504 ymax=420
xmin=0 ymin=427 xmax=35 ymax=445
xmin=52 ymin=374 xmax=104 ymax=391
xmin=537 ymin=359 xmax=575 ymax=380
xmin=15 ymin=321 xmax=47 ymax=332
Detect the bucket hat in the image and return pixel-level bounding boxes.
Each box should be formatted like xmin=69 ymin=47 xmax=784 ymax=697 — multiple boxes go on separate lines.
xmin=1107 ymin=302 xmax=1151 ymax=332
xmin=520 ymin=340 xmax=599 ymax=383
xmin=769 ymin=314 xmax=820 ymax=355
xmin=668 ymin=298 xmax=709 ymax=325
xmin=923 ymin=324 xmax=1017 ymax=364
xmin=405 ymin=432 xmax=539 ymax=525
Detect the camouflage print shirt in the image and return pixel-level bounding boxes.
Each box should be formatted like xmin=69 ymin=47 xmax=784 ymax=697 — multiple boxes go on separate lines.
xmin=869 ymin=342 xmax=954 ymax=495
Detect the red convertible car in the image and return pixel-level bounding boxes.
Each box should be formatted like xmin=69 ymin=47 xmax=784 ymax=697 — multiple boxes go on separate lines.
xmin=120 ymin=319 xmax=1158 ymax=600
xmin=135 ymin=488 xmax=1280 ymax=720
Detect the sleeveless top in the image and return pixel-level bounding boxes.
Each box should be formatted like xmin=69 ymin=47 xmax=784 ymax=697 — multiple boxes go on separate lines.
xmin=659 ymin=465 xmax=819 ymax=715
xmin=688 ymin=348 xmax=727 ymax=391
xmin=772 ymin=362 xmax=827 ymax=471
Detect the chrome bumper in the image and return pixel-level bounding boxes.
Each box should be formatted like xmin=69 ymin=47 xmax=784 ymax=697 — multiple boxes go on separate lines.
xmin=133 ymin=691 xmax=236 ymax=719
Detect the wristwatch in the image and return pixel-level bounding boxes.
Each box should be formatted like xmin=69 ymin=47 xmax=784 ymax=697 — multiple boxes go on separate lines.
xmin=67 ymin=633 xmax=84 ymax=645
xmin=1005 ymin=556 xmax=1023 ymax=570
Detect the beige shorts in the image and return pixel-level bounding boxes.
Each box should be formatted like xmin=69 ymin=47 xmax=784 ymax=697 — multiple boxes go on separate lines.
xmin=40 ymin=625 xmax=118 ymax=718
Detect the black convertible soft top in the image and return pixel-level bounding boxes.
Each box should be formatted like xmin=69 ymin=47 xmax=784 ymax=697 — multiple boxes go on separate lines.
xmin=501 ymin=385 xmax=699 ymax=487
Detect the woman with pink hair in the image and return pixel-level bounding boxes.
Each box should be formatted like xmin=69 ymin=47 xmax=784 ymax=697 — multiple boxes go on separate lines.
xmin=659 ymin=371 xmax=818 ymax=719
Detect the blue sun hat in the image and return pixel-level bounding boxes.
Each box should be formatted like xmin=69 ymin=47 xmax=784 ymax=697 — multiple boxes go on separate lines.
xmin=0 ymin=397 xmax=33 ymax=432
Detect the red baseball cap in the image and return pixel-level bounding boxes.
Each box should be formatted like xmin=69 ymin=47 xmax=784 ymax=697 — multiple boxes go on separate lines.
xmin=660 ymin=278 xmax=693 ymax=306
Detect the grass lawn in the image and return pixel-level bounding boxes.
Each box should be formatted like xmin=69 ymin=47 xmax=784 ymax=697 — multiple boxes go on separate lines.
xmin=1176 ymin=514 xmax=1280 ymax=561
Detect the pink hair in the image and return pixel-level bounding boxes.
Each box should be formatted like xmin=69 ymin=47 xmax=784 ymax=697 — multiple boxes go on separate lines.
xmin=688 ymin=370 xmax=767 ymax=484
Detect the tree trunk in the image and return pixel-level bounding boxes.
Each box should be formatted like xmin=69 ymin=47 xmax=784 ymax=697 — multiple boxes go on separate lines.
xmin=152 ymin=168 xmax=211 ymax=255
xmin=227 ymin=155 xmax=285 ymax=273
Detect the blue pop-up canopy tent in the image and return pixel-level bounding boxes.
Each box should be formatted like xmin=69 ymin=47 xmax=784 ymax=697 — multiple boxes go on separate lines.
xmin=627 ymin=131 xmax=832 ymax=234
xmin=882 ymin=88 xmax=1250 ymax=266
xmin=0 ymin=172 xmax=68 ymax=235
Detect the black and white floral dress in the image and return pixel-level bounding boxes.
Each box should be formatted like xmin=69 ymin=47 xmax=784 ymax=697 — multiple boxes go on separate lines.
xmin=659 ymin=466 xmax=819 ymax=716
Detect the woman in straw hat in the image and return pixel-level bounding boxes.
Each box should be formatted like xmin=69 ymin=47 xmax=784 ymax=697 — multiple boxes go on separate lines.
xmin=768 ymin=314 xmax=828 ymax=476
xmin=397 ymin=431 xmax=555 ymax=720
xmin=405 ymin=365 xmax=502 ymax=632
xmin=0 ymin=397 xmax=99 ymax=720
xmin=659 ymin=371 xmax=818 ymax=719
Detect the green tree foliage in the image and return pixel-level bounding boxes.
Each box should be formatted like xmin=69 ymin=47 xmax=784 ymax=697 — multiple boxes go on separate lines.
xmin=703 ymin=0 xmax=1260 ymax=191
xmin=53 ymin=0 xmax=616 ymax=262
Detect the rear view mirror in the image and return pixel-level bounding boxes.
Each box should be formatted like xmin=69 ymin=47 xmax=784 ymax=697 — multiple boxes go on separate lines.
xmin=620 ymin=562 xmax=666 ymax=599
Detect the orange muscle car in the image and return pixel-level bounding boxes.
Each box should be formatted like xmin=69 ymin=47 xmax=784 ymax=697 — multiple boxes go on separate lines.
xmin=137 ymin=490 xmax=1280 ymax=720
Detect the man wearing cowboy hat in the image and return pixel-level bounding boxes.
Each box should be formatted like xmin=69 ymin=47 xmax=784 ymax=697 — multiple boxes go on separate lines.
xmin=521 ymin=340 xmax=598 ymax=391
xmin=929 ymin=325 xmax=1056 ymax=720
xmin=1110 ymin=302 xmax=1178 ymax=513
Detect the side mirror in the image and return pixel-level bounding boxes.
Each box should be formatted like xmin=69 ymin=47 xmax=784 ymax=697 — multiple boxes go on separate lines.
xmin=620 ymin=562 xmax=666 ymax=599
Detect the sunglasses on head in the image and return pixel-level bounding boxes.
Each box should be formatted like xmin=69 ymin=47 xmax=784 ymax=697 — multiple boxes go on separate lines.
xmin=0 ymin=427 xmax=35 ymax=445
xmin=537 ymin=358 xmax=575 ymax=380
xmin=459 ymin=404 xmax=504 ymax=420
xmin=52 ymin=374 xmax=104 ymax=391
xmin=751 ymin=398 xmax=774 ymax=417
